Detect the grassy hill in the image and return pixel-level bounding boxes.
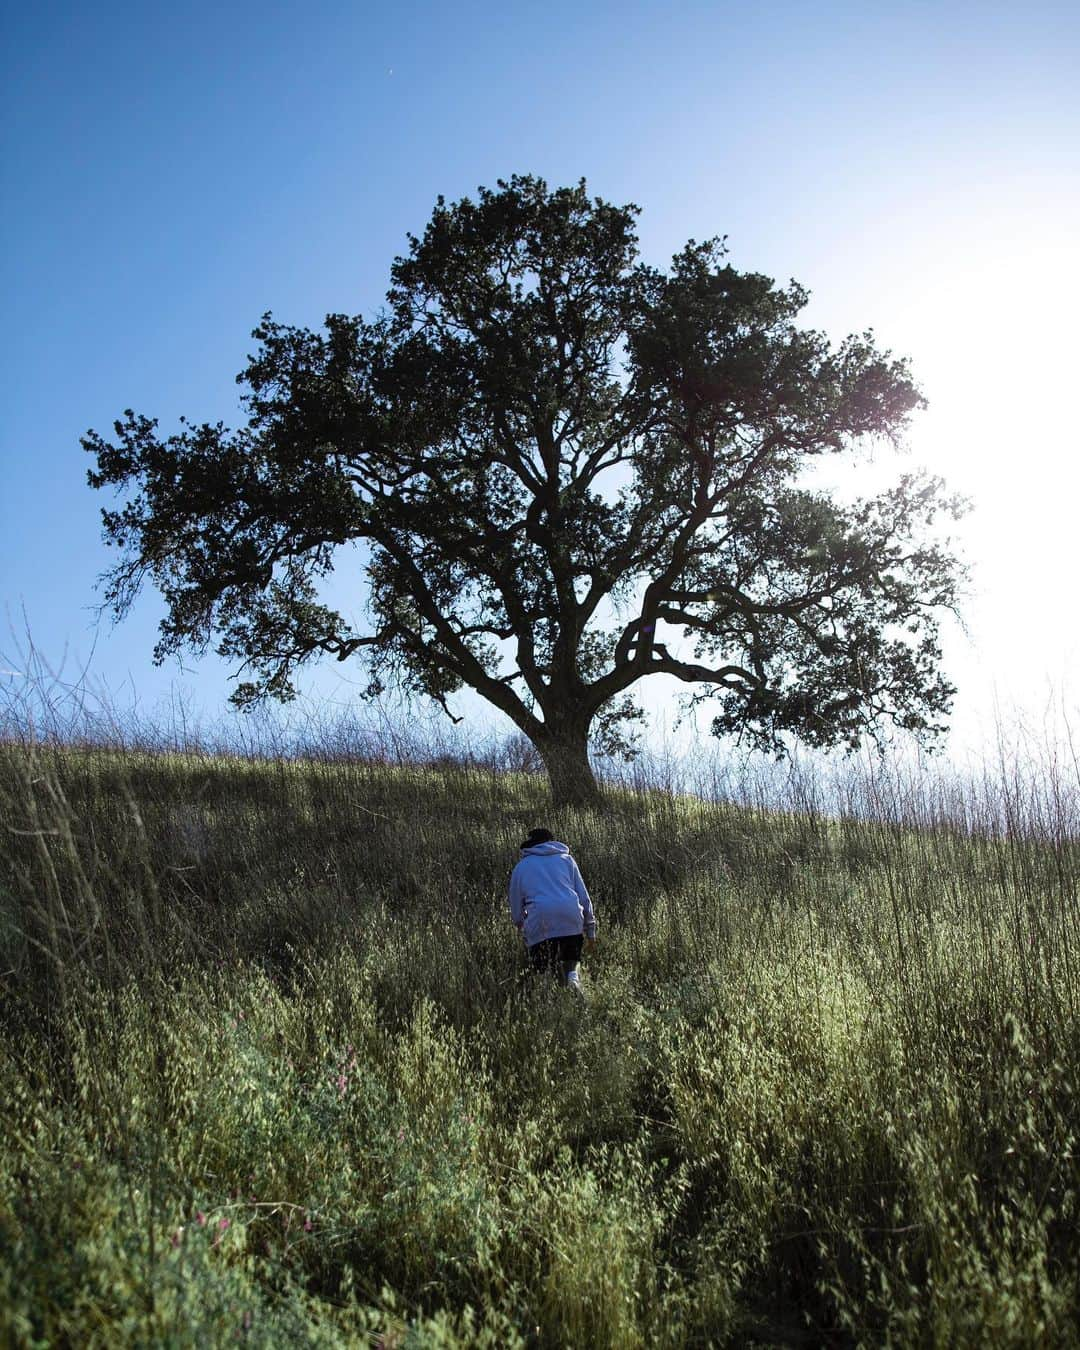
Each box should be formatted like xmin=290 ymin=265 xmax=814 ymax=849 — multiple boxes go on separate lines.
xmin=1 ymin=739 xmax=1078 ymax=1346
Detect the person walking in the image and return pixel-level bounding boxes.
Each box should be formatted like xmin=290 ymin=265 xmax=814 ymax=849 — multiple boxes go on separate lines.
xmin=509 ymin=827 xmax=597 ymax=993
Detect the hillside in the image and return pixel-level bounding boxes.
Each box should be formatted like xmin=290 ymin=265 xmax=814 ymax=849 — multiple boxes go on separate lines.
xmin=1 ymin=741 xmax=1078 ymax=1346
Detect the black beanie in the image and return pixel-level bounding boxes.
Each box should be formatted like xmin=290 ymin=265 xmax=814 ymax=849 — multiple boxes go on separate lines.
xmin=520 ymin=827 xmax=555 ymax=849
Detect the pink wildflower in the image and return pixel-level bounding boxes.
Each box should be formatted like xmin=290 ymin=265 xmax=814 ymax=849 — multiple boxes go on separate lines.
xmin=196 ymin=1211 xmax=207 ymax=1226
xmin=171 ymin=1228 xmax=183 ymax=1249
xmin=304 ymin=1216 xmax=313 ymax=1232
xmin=336 ymin=1073 xmax=347 ymax=1096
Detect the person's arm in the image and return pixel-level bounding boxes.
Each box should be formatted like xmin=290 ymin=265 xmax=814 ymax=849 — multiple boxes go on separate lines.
xmin=572 ymin=860 xmax=597 ymax=940
xmin=509 ymin=864 xmax=526 ymax=933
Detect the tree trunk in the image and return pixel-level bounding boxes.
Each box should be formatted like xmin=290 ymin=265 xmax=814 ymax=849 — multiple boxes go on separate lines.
xmin=534 ymin=726 xmax=603 ymax=809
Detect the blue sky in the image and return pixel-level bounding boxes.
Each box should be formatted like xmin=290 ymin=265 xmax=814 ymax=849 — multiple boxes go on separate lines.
xmin=3 ymin=1 xmax=1078 ymax=755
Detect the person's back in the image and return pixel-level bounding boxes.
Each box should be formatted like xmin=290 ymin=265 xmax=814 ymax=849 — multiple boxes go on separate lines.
xmin=509 ymin=827 xmax=596 ymax=990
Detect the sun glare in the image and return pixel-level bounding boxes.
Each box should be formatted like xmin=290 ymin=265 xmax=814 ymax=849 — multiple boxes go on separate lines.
xmin=900 ymin=220 xmax=1080 ymax=742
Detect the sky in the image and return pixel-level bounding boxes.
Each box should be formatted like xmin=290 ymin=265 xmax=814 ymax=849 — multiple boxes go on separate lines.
xmin=3 ymin=0 xmax=1079 ymax=762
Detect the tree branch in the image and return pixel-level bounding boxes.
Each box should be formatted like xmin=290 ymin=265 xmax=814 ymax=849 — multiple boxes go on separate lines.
xmin=379 ymin=535 xmax=542 ymax=735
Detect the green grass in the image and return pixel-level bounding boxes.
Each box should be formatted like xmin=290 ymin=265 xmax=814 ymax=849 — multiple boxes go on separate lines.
xmin=1 ymin=737 xmax=1078 ymax=1346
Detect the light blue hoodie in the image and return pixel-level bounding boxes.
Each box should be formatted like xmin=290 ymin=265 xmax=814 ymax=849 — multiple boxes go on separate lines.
xmin=509 ymin=841 xmax=597 ymax=948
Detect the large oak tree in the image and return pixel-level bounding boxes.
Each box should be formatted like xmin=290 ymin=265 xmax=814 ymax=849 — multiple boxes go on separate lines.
xmin=86 ymin=176 xmax=965 ymax=806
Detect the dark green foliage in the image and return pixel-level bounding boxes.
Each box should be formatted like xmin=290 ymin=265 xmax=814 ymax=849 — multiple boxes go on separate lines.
xmin=84 ymin=177 xmax=966 ymax=804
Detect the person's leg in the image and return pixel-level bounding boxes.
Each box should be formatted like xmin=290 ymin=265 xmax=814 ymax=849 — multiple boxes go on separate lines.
xmin=528 ymin=939 xmax=560 ymax=980
xmin=557 ymin=935 xmax=585 ymax=993
xmin=517 ymin=940 xmax=546 ymax=998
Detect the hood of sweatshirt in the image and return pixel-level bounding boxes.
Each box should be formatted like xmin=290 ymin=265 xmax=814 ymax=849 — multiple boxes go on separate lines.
xmin=520 ymin=841 xmax=570 ymax=857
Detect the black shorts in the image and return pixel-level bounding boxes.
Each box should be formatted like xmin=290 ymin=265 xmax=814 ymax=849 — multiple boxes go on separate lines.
xmin=528 ymin=934 xmax=584 ymax=974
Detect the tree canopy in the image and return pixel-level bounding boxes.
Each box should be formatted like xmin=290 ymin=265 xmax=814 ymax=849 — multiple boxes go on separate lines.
xmin=85 ymin=175 xmax=966 ymax=805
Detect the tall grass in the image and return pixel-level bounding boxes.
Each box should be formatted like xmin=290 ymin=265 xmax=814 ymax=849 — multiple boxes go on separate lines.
xmin=1 ymin=699 xmax=1078 ymax=1346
